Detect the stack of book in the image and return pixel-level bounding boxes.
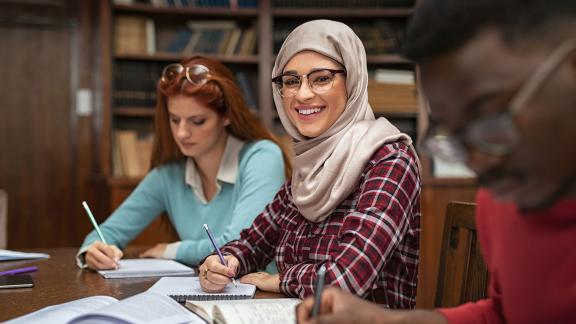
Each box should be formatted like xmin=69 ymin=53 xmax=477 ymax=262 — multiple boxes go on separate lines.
xmin=113 ymin=130 xmax=154 ymax=178
xmin=368 ymin=69 xmax=418 ymax=114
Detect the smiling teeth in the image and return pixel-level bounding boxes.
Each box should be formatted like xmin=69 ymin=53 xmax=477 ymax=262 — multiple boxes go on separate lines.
xmin=299 ymin=108 xmax=322 ymax=115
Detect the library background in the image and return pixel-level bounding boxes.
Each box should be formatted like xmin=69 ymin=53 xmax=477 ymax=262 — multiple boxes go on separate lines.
xmin=0 ymin=0 xmax=476 ymax=308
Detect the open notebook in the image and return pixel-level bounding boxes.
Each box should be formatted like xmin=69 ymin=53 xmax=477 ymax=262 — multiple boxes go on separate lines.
xmin=97 ymin=259 xmax=194 ymax=279
xmin=148 ymin=277 xmax=256 ymax=303
xmin=185 ymin=298 xmax=301 ymax=324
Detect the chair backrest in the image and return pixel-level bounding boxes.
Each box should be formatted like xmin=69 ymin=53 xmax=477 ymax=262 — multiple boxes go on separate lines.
xmin=0 ymin=189 xmax=6 ymax=249
xmin=435 ymin=201 xmax=489 ymax=308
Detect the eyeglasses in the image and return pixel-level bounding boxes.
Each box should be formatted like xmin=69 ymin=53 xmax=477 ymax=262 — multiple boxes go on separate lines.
xmin=272 ymin=68 xmax=346 ymax=97
xmin=160 ymin=63 xmax=210 ymax=88
xmin=422 ymin=39 xmax=576 ymax=163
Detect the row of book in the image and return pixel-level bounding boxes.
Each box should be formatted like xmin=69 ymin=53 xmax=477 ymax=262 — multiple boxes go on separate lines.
xmin=164 ymin=21 xmax=257 ymax=56
xmin=113 ymin=130 xmax=154 ymax=178
xmin=114 ymin=0 xmax=258 ymax=8
xmin=273 ymin=19 xmax=405 ymax=55
xmin=115 ymin=15 xmax=156 ymax=55
xmin=114 ymin=61 xmax=163 ymax=107
xmin=272 ymin=0 xmax=415 ymax=8
xmin=115 ymin=15 xmax=258 ymax=56
xmin=113 ymin=60 xmax=257 ymax=110
xmin=368 ymin=69 xmax=418 ymax=114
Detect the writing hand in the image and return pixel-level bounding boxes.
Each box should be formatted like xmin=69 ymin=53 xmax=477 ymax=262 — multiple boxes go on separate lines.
xmin=199 ymin=254 xmax=239 ymax=292
xmin=85 ymin=241 xmax=123 ymax=270
xmin=296 ymin=287 xmax=447 ymax=324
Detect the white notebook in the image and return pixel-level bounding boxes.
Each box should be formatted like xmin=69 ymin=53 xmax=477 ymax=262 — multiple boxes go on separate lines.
xmin=97 ymin=259 xmax=194 ymax=279
xmin=148 ymin=277 xmax=256 ymax=303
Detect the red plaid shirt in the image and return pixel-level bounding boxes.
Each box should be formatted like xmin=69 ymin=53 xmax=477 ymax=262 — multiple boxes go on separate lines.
xmin=220 ymin=142 xmax=421 ymax=309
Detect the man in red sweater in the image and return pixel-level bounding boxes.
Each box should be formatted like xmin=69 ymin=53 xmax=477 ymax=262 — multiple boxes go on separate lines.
xmin=296 ymin=0 xmax=576 ymax=323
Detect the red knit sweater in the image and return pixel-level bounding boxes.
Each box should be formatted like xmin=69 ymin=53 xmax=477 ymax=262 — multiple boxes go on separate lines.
xmin=440 ymin=189 xmax=576 ymax=323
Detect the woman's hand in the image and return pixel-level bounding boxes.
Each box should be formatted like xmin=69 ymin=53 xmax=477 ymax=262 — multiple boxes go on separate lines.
xmin=240 ymin=272 xmax=281 ymax=293
xmin=139 ymin=243 xmax=168 ymax=259
xmin=199 ymin=254 xmax=239 ymax=292
xmin=85 ymin=241 xmax=123 ymax=270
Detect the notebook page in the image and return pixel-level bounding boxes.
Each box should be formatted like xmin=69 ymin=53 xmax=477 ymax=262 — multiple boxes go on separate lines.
xmin=195 ymin=299 xmax=301 ymax=324
xmin=5 ymin=296 xmax=117 ymax=324
xmin=0 ymin=249 xmax=50 ymax=261
xmin=69 ymin=291 xmax=204 ymax=324
xmin=149 ymin=277 xmax=256 ymax=302
xmin=97 ymin=259 xmax=194 ymax=278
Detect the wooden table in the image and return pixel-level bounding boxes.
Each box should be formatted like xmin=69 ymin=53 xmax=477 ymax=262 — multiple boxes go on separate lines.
xmin=0 ymin=247 xmax=285 ymax=321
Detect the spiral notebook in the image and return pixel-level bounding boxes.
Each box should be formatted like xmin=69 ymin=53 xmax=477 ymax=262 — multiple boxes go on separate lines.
xmin=148 ymin=277 xmax=256 ymax=303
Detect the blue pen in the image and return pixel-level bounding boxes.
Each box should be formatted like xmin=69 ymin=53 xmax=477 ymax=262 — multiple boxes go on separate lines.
xmin=311 ymin=265 xmax=327 ymax=318
xmin=203 ymin=224 xmax=238 ymax=287
xmin=0 ymin=266 xmax=38 ymax=276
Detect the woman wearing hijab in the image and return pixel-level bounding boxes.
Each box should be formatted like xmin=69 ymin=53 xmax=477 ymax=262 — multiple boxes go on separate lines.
xmin=199 ymin=20 xmax=421 ymax=308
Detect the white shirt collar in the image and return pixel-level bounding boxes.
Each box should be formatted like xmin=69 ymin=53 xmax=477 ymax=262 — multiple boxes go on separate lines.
xmin=185 ymin=135 xmax=245 ymax=204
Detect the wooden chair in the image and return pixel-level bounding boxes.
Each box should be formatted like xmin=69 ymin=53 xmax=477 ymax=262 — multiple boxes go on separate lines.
xmin=434 ymin=201 xmax=489 ymax=308
xmin=0 ymin=189 xmax=7 ymax=249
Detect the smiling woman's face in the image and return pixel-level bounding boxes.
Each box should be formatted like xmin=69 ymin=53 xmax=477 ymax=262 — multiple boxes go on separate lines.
xmin=281 ymin=51 xmax=348 ymax=138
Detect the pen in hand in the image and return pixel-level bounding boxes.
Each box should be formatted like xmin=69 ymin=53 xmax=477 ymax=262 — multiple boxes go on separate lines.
xmin=0 ymin=266 xmax=38 ymax=276
xmin=311 ymin=265 xmax=327 ymax=318
xmin=82 ymin=201 xmax=120 ymax=268
xmin=203 ymin=224 xmax=238 ymax=287
xmin=82 ymin=201 xmax=107 ymax=245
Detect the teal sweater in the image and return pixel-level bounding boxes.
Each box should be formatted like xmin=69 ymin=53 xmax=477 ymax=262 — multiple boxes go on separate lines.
xmin=80 ymin=140 xmax=285 ymax=265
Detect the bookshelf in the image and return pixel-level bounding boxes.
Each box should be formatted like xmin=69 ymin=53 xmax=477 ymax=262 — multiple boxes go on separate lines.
xmin=98 ymin=0 xmax=420 ymax=185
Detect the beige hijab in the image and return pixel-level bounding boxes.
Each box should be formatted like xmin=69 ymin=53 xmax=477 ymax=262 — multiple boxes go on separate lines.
xmin=273 ymin=19 xmax=416 ymax=223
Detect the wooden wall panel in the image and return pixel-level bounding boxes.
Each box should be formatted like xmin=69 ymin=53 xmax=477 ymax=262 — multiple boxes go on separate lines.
xmin=0 ymin=1 xmax=96 ymax=248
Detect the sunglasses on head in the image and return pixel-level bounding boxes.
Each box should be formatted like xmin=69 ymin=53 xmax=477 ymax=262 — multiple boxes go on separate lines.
xmin=160 ymin=63 xmax=211 ymax=88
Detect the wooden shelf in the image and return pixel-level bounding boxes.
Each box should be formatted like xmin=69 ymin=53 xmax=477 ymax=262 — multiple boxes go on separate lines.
xmin=114 ymin=52 xmax=259 ymax=64
xmin=374 ymin=111 xmax=418 ymax=118
xmin=272 ymin=8 xmax=413 ymax=18
xmin=114 ymin=3 xmax=259 ymax=17
xmin=367 ymin=54 xmax=411 ymax=64
xmin=114 ymin=107 xmax=155 ymax=117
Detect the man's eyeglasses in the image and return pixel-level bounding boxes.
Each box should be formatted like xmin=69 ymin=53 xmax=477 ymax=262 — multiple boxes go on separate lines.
xmin=422 ymin=39 xmax=576 ymax=163
xmin=160 ymin=63 xmax=210 ymax=88
xmin=272 ymin=68 xmax=346 ymax=98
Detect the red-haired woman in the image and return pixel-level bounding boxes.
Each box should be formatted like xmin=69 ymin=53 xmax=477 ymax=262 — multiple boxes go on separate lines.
xmin=77 ymin=56 xmax=291 ymax=270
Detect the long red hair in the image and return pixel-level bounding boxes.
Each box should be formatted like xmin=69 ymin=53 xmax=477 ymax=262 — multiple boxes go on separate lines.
xmin=151 ymin=55 xmax=292 ymax=178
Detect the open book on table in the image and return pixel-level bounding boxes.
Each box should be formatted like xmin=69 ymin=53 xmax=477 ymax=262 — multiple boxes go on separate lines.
xmin=6 ymin=291 xmax=204 ymax=324
xmin=148 ymin=277 xmax=256 ymax=303
xmin=185 ymin=298 xmax=301 ymax=324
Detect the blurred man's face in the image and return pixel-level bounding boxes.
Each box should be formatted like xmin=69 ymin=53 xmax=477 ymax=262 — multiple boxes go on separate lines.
xmin=420 ymin=29 xmax=576 ymax=211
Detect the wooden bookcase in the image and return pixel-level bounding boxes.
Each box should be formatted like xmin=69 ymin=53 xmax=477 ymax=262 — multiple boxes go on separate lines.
xmin=96 ymin=0 xmax=477 ymax=307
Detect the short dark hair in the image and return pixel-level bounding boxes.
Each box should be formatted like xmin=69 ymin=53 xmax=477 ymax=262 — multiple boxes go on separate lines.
xmin=404 ymin=0 xmax=576 ymax=63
